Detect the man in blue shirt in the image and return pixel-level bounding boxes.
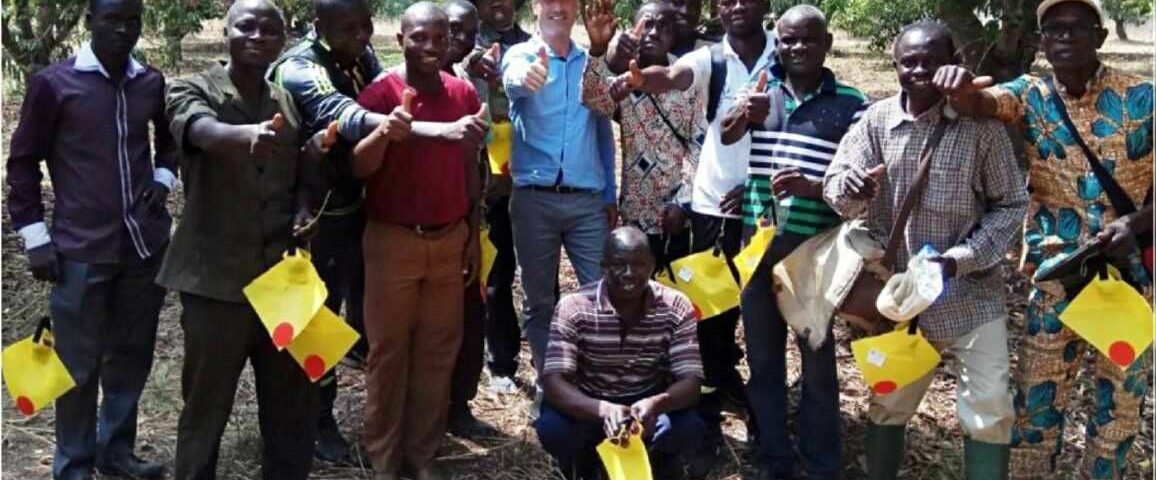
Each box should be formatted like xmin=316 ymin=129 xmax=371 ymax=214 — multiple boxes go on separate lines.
xmin=501 ymin=0 xmax=617 ymax=374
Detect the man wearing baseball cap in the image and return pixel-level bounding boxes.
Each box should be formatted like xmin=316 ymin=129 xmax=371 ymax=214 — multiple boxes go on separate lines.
xmin=936 ymin=1 xmax=1153 ymax=478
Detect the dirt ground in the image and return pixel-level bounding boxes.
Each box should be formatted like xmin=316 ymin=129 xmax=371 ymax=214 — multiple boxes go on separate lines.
xmin=1 ymin=20 xmax=1153 ymax=480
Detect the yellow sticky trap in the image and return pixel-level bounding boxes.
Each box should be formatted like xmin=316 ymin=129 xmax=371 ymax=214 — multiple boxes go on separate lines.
xmin=1059 ymin=269 xmax=1154 ymax=369
xmin=734 ymin=222 xmax=776 ymax=286
xmin=480 ymin=227 xmax=498 ymax=294
xmin=2 ymin=320 xmax=76 ymax=416
xmin=243 ymin=249 xmax=328 ymax=350
xmin=488 ymin=121 xmax=512 ymax=176
xmin=851 ymin=325 xmax=941 ymax=396
xmin=655 ymin=250 xmax=740 ymax=321
xmin=286 ymin=306 xmax=360 ymax=382
xmin=596 ymin=430 xmax=652 ymax=480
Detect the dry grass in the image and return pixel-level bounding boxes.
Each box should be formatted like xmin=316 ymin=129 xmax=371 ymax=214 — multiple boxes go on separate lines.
xmin=1 ymin=20 xmax=1153 ymax=480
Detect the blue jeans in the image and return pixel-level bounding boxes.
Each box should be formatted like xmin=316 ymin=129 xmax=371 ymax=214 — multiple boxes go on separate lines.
xmin=535 ymin=401 xmax=705 ymax=480
xmin=741 ymin=233 xmax=841 ymax=479
xmin=509 ymin=187 xmax=608 ymax=373
xmin=50 ymin=250 xmax=166 ymax=480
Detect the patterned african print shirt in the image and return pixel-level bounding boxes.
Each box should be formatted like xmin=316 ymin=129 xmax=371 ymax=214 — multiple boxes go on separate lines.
xmin=581 ymin=55 xmax=701 ymax=234
xmin=991 ymin=65 xmax=1153 ymax=287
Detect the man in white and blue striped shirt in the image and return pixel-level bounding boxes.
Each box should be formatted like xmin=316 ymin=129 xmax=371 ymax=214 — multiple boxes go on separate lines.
xmin=720 ymin=6 xmax=868 ymax=479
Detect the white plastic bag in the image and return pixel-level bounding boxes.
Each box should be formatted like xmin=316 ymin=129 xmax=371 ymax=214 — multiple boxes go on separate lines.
xmin=876 ymin=245 xmax=944 ymax=322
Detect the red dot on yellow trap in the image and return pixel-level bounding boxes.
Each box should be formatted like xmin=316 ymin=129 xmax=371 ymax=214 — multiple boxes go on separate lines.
xmin=1109 ymin=341 xmax=1135 ymax=367
xmin=500 ymin=163 xmax=510 ymax=176
xmin=272 ymin=322 xmax=295 ymax=348
xmin=16 ymin=396 xmax=34 ymax=416
xmin=873 ymin=380 xmax=898 ymax=395
xmin=304 ymin=355 xmax=327 ymax=380
xmin=692 ymin=303 xmax=703 ymax=321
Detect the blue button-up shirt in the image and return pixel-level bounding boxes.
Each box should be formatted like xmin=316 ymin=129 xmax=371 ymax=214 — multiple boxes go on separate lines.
xmin=502 ymin=36 xmax=617 ymax=204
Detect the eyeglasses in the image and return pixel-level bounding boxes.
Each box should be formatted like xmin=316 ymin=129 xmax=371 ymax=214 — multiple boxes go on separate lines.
xmin=1039 ymin=23 xmax=1102 ymax=39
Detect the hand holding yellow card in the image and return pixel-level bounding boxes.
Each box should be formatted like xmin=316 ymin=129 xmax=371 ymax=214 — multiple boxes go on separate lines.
xmin=1059 ymin=268 xmax=1154 ymax=369
xmin=2 ymin=318 xmax=76 ymax=416
xmin=286 ymin=306 xmax=360 ymax=382
xmin=243 ymin=249 xmax=328 ymax=350
xmin=851 ymin=324 xmax=941 ymax=395
xmin=734 ymin=222 xmax=775 ymax=286
xmin=655 ymin=249 xmax=740 ymax=321
xmin=596 ymin=427 xmax=653 ymax=480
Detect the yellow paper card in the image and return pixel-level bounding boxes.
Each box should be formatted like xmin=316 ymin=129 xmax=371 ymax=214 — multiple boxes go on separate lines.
xmin=1059 ymin=272 xmax=1154 ymax=369
xmin=734 ymin=222 xmax=776 ymax=286
xmin=851 ymin=326 xmax=941 ymax=395
xmin=480 ymin=227 xmax=498 ymax=293
xmin=656 ymin=249 xmax=740 ymax=321
xmin=243 ymin=249 xmax=328 ymax=350
xmin=2 ymin=325 xmax=76 ymax=415
xmin=286 ymin=306 xmax=360 ymax=382
xmin=596 ymin=431 xmax=653 ymax=480
xmin=488 ymin=122 xmax=512 ymax=176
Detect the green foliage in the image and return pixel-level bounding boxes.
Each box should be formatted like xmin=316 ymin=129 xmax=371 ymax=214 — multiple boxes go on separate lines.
xmin=1 ymin=0 xmax=87 ymax=83
xmin=835 ymin=0 xmax=935 ymax=51
xmin=143 ymin=0 xmax=225 ymax=71
xmin=1102 ymin=0 xmax=1154 ymax=25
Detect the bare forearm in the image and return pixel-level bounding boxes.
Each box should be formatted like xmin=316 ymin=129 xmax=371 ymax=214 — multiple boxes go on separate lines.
xmin=542 ymin=374 xmax=606 ymax=421
xmin=187 ymin=118 xmax=249 ymax=156
xmin=352 ymin=129 xmax=389 ymax=179
xmin=720 ymin=107 xmax=749 ymax=145
xmin=638 ymin=65 xmax=693 ymax=95
xmin=653 ymin=376 xmax=700 ymax=414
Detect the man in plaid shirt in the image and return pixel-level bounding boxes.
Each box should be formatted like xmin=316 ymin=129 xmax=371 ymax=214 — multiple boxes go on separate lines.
xmin=823 ymin=21 xmax=1028 ymax=480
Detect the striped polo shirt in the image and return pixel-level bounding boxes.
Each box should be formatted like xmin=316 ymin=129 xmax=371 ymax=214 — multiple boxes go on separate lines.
xmin=744 ymin=66 xmax=869 ymax=238
xmin=543 ymin=281 xmax=704 ymax=400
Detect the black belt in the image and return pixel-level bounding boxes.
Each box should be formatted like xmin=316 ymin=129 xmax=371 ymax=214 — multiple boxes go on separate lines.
xmin=520 ymin=184 xmax=596 ymax=194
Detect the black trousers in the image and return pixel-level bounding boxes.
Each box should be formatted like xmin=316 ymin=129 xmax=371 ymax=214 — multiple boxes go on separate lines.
xmin=483 ymin=196 xmax=521 ymax=378
xmin=310 ymin=209 xmax=367 ymax=423
xmin=685 ymin=212 xmax=747 ymax=443
xmin=175 ymin=293 xmax=318 ymax=480
xmin=50 ymin=248 xmax=166 ymax=480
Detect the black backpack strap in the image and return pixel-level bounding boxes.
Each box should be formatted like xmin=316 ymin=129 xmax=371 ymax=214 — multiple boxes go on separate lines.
xmin=1044 ymin=75 xmax=1151 ymax=250
xmin=647 ymin=94 xmax=691 ymax=152
xmin=706 ymin=42 xmax=727 ymax=124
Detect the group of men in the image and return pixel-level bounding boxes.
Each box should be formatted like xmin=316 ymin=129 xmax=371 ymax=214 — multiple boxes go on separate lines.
xmin=6 ymin=0 xmax=1152 ymax=478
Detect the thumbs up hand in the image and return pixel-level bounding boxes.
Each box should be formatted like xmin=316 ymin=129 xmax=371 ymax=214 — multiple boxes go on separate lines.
xmin=379 ymin=87 xmax=415 ymax=142
xmin=523 ymin=47 xmax=549 ymax=93
xmin=746 ymin=70 xmax=771 ymax=124
xmin=608 ymin=59 xmax=643 ymax=102
xmin=249 ymin=112 xmax=284 ymax=157
xmin=469 ymin=43 xmax=502 ymax=84
xmin=449 ymin=102 xmax=490 ymax=148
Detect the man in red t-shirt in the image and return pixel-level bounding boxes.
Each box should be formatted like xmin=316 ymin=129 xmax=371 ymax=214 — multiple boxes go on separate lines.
xmin=352 ymin=2 xmax=488 ymax=479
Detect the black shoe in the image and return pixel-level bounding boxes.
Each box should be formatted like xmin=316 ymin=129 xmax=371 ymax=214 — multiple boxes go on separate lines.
xmin=315 ymin=416 xmax=352 ymax=464
xmin=96 ymin=454 xmax=165 ymax=480
xmin=448 ymin=406 xmax=495 ymax=438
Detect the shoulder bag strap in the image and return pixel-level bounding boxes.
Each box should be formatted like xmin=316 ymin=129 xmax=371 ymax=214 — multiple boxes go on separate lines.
xmin=880 ymin=120 xmax=950 ymax=270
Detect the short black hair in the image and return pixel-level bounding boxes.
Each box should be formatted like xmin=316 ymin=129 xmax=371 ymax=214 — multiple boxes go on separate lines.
xmin=892 ymin=19 xmax=956 ymax=59
xmin=400 ymin=1 xmax=448 ymax=32
xmin=313 ymin=0 xmax=370 ymax=21
xmin=445 ymin=0 xmax=478 ymax=15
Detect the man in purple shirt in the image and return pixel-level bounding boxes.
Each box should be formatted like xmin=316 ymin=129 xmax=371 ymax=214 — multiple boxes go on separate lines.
xmin=5 ymin=0 xmax=173 ymax=478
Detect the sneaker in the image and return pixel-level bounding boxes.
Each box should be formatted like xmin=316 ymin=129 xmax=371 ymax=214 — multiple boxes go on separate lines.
xmin=488 ymin=375 xmax=519 ymax=395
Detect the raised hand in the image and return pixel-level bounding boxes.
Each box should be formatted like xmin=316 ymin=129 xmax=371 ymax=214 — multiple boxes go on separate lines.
xmin=584 ymin=0 xmax=618 ymax=54
xmin=470 ymin=43 xmax=502 ymax=84
xmin=747 ymin=70 xmax=771 ymax=124
xmin=449 ymin=103 xmax=490 ymax=147
xmin=249 ymin=112 xmax=283 ymax=157
xmin=523 ymin=47 xmax=550 ymax=93
xmin=380 ymin=87 xmax=415 ymax=141
xmin=771 ymin=168 xmax=821 ymax=199
xmin=933 ymin=65 xmax=993 ymax=98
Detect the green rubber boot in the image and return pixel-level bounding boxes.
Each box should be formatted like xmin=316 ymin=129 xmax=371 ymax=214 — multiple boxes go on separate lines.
xmin=866 ymin=423 xmax=906 ymax=480
xmin=964 ymin=438 xmax=1010 ymax=480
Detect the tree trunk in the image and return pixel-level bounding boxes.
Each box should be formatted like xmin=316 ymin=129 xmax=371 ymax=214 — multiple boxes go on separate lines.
xmin=937 ymin=0 xmax=1040 ymax=83
xmin=1116 ymin=19 xmax=1129 ymax=40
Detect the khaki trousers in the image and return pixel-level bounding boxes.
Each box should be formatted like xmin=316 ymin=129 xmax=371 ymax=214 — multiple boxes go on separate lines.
xmin=362 ymin=220 xmax=466 ymax=472
xmin=868 ymin=318 xmax=1015 ymax=444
